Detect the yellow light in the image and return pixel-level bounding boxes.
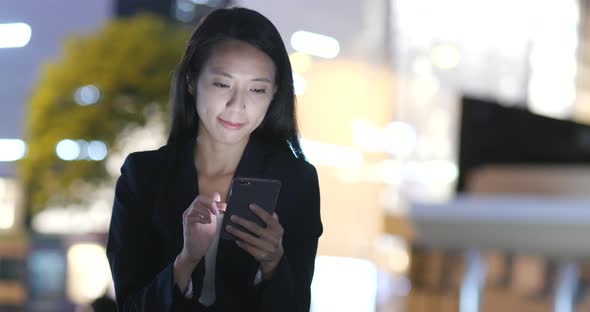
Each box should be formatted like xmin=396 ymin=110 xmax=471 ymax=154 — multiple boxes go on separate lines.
xmin=67 ymin=243 xmax=111 ymax=304
xmin=0 ymin=283 xmax=26 ymax=305
xmin=375 ymin=235 xmax=411 ymax=274
xmin=388 ymin=247 xmax=410 ymax=273
xmin=431 ymin=44 xmax=461 ymax=70
xmin=289 ymin=52 xmax=312 ymax=73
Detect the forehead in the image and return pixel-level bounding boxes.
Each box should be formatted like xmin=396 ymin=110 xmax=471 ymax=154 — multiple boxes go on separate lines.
xmin=203 ymin=39 xmax=276 ymax=78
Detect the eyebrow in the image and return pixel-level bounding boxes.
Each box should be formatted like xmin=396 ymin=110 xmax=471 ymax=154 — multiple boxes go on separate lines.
xmin=209 ymin=68 xmax=272 ymax=83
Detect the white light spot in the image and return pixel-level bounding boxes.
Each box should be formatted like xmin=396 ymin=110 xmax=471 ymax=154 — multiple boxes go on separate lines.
xmin=293 ymin=73 xmax=306 ymax=95
xmin=311 ymin=256 xmax=377 ymax=311
xmin=74 ymin=85 xmax=101 ymax=106
xmin=403 ymin=160 xmax=459 ymax=184
xmin=0 ymin=139 xmax=26 ymax=161
xmin=67 ymin=243 xmax=111 ymax=304
xmin=290 ymin=31 xmax=340 ymax=59
xmin=351 ymin=120 xmax=384 ymax=153
xmin=56 ymin=139 xmax=80 ymax=161
xmin=0 ymin=178 xmax=17 ymax=230
xmin=178 ymin=2 xmax=194 ymax=12
xmin=300 ymin=139 xmax=363 ymax=169
xmin=0 ymin=23 xmax=32 ymax=48
xmin=88 ymin=141 xmax=108 ymax=161
xmin=384 ymin=122 xmax=417 ymax=158
xmin=431 ymin=43 xmax=461 ymax=70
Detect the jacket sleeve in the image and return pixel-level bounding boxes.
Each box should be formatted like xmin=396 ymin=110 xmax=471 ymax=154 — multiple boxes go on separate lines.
xmin=106 ymin=154 xmax=190 ymax=311
xmin=257 ymin=164 xmax=323 ymax=312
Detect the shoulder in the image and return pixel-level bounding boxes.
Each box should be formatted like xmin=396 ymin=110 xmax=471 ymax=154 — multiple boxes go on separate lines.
xmin=268 ymin=149 xmax=318 ymax=186
xmin=267 ymin=150 xmax=320 ymax=211
xmin=123 ymin=144 xmax=174 ymax=169
xmin=122 ymin=141 xmax=178 ymax=170
xmin=119 ymin=143 xmax=176 ymax=188
xmin=269 ymin=150 xmax=322 ymax=235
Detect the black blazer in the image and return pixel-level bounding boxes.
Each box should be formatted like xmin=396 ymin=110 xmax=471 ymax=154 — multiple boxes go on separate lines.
xmin=106 ymin=135 xmax=323 ymax=312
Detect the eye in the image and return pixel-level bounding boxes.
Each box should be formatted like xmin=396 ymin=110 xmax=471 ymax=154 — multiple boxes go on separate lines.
xmin=213 ymin=82 xmax=229 ymax=88
xmin=251 ymin=88 xmax=267 ymax=94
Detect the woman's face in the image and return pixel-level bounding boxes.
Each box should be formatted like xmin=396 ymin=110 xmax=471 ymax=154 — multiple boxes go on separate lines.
xmin=192 ymin=39 xmax=277 ymax=145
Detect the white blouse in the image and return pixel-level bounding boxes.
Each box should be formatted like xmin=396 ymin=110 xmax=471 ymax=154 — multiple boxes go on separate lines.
xmin=182 ymin=213 xmax=263 ymax=306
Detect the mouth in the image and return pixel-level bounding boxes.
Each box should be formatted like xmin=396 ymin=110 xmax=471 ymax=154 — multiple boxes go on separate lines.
xmin=218 ymin=117 xmax=245 ymax=130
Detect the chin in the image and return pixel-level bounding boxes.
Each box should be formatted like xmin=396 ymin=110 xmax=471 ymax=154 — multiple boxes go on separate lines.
xmin=214 ymin=131 xmax=251 ymax=145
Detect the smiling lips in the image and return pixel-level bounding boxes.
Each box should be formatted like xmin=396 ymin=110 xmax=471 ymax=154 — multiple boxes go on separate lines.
xmin=218 ymin=118 xmax=245 ymax=130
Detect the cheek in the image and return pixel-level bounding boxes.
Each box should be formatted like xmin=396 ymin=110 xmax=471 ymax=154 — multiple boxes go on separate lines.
xmin=251 ymin=101 xmax=272 ymax=127
xmin=195 ymin=93 xmax=207 ymax=121
xmin=196 ymin=88 xmax=224 ymax=120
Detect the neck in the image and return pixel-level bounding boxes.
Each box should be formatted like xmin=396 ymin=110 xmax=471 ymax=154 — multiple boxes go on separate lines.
xmin=194 ymin=127 xmax=249 ymax=177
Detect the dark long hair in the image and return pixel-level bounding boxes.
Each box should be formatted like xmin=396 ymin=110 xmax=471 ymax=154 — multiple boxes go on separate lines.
xmin=167 ymin=7 xmax=305 ymax=159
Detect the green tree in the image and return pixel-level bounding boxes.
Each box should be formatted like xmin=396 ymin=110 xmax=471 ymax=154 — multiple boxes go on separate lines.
xmin=18 ymin=14 xmax=188 ymax=216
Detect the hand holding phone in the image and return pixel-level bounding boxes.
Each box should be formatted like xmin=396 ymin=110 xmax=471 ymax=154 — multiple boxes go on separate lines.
xmin=221 ymin=177 xmax=281 ymax=240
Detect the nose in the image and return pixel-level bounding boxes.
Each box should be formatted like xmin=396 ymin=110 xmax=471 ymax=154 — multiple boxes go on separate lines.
xmin=226 ymin=87 xmax=246 ymax=110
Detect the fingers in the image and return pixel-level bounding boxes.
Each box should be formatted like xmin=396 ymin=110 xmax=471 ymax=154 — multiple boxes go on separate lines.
xmin=184 ymin=192 xmax=228 ymax=225
xmin=195 ymin=192 xmax=227 ymax=216
xmin=212 ymin=192 xmax=221 ymax=203
xmin=186 ymin=213 xmax=208 ymax=224
xmin=227 ymin=210 xmax=283 ymax=254
xmin=228 ymin=207 xmax=284 ymax=265
xmin=249 ymin=205 xmax=282 ymax=236
xmin=229 ymin=215 xmax=264 ymax=238
xmin=186 ymin=200 xmax=215 ymax=223
xmin=248 ymin=204 xmax=273 ymax=226
xmin=235 ymin=240 xmax=272 ymax=262
xmin=196 ymin=196 xmax=219 ymax=216
xmin=186 ymin=206 xmax=211 ymax=223
xmin=226 ymin=224 xmax=274 ymax=252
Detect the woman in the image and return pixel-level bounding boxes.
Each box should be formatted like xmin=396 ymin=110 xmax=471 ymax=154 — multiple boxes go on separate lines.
xmin=106 ymin=7 xmax=322 ymax=312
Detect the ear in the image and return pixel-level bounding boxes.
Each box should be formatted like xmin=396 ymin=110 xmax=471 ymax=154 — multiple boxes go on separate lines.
xmin=186 ymin=75 xmax=195 ymax=96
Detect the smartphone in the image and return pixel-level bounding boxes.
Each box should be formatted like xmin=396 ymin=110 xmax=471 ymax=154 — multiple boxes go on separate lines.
xmin=221 ymin=177 xmax=282 ymax=240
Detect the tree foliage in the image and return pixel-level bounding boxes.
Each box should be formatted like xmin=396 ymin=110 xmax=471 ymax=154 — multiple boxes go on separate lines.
xmin=18 ymin=14 xmax=188 ymax=215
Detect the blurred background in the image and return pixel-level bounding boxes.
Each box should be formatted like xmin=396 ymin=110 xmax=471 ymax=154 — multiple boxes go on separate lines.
xmin=1 ymin=0 xmax=590 ymax=311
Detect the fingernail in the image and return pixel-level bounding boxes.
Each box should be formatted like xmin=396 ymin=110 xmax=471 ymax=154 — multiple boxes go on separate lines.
xmin=230 ymin=215 xmax=237 ymax=222
xmin=226 ymin=225 xmax=232 ymax=231
xmin=249 ymin=204 xmax=257 ymax=210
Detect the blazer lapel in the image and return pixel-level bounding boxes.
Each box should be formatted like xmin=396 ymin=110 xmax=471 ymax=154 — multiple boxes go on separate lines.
xmin=151 ymin=136 xmax=201 ymax=278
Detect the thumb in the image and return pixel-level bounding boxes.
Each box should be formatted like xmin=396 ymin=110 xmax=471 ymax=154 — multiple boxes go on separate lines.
xmin=212 ymin=192 xmax=221 ymax=202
